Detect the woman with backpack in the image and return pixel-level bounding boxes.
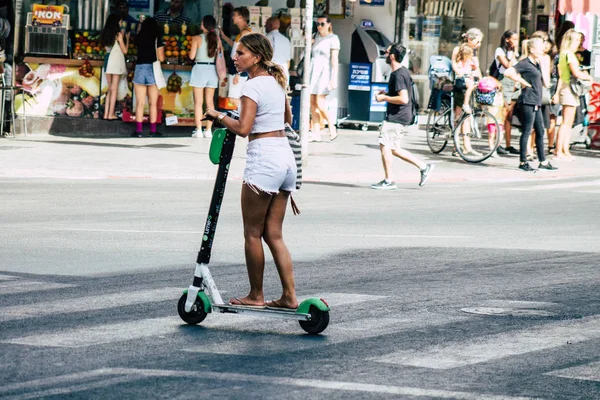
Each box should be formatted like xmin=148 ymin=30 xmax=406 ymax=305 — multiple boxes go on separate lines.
xmin=491 ymin=30 xmax=520 ymax=155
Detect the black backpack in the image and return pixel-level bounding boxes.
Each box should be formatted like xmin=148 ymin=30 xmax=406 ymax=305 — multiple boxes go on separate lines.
xmin=489 ymin=58 xmax=500 ymax=79
xmin=408 ymin=78 xmax=420 ymax=126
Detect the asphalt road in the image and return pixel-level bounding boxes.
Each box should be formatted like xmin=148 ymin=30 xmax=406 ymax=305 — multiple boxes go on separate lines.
xmin=2 ymin=177 xmax=600 ymax=399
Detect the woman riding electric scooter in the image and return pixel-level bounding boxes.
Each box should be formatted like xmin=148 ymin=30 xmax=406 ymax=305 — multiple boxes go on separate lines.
xmin=204 ymin=33 xmax=298 ymax=310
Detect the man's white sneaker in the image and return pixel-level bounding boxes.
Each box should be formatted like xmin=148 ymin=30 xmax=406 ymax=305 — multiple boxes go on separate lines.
xmin=191 ymin=129 xmax=201 ymax=138
xmin=203 ymin=129 xmax=212 ymax=138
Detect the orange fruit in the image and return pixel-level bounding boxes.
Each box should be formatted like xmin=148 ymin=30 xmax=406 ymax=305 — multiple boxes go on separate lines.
xmin=171 ymin=41 xmax=177 ymax=47
xmin=166 ymin=45 xmax=172 ymax=51
xmin=180 ymin=50 xmax=187 ymax=57
xmin=172 ymin=50 xmax=179 ymax=57
xmin=165 ymin=50 xmax=172 ymax=57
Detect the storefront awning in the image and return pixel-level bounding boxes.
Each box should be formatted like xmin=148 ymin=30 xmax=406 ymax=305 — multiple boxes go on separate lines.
xmin=558 ymin=0 xmax=600 ymax=15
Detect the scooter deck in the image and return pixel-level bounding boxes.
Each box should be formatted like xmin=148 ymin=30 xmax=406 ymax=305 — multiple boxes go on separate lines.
xmin=213 ymin=304 xmax=311 ymax=321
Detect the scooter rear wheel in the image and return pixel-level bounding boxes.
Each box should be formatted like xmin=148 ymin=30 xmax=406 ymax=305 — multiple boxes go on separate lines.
xmin=178 ymin=293 xmax=208 ymax=325
xmin=299 ymin=305 xmax=330 ymax=334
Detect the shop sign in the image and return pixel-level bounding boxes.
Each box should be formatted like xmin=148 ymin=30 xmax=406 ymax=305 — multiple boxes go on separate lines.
xmin=32 ymin=4 xmax=64 ymax=26
xmin=370 ymin=83 xmax=388 ymax=112
xmin=349 ymin=63 xmax=371 ymax=91
xmin=359 ymin=0 xmax=384 ymax=6
xmin=129 ymin=0 xmax=150 ymax=10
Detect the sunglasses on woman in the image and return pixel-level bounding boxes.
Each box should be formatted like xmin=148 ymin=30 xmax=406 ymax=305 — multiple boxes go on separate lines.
xmin=317 ymin=22 xmax=327 ymax=27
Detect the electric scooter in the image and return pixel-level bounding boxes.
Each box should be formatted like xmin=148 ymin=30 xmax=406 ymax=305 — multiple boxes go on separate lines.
xmin=177 ymin=116 xmax=330 ymax=334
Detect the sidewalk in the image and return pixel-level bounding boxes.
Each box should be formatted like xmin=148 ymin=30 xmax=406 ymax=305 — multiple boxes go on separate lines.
xmin=1 ymin=127 xmax=599 ymax=185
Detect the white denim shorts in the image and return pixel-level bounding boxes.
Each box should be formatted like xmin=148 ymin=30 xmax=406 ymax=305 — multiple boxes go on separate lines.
xmin=244 ymin=137 xmax=296 ymax=194
xmin=378 ymin=121 xmax=407 ymax=150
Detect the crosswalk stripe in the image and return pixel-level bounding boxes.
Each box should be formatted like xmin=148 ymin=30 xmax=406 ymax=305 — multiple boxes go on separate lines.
xmin=0 ymin=293 xmax=387 ymax=348
xmin=0 ymin=367 xmax=536 ymax=400
xmin=183 ymin=313 xmax=469 ymax=356
xmin=0 ymin=287 xmax=183 ymax=322
xmin=370 ymin=315 xmax=600 ymax=369
xmin=1 ymin=317 xmax=181 ymax=347
xmin=0 ymin=281 xmax=75 ymax=296
xmin=545 ymin=361 xmax=600 ymax=382
xmin=0 ymin=274 xmax=19 ymax=281
xmin=506 ymin=180 xmax=600 ymax=191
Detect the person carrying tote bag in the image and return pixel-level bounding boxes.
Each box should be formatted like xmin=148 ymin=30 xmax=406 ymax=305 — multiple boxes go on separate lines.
xmin=132 ymin=17 xmax=165 ymax=137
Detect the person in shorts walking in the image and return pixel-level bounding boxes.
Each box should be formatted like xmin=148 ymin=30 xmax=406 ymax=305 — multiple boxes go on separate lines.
xmin=371 ymin=43 xmax=435 ymax=190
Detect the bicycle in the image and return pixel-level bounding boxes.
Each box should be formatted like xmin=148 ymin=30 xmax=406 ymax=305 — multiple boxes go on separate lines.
xmin=426 ymin=83 xmax=501 ymax=163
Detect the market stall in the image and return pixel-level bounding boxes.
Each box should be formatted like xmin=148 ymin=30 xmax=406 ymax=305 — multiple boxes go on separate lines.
xmin=11 ymin=0 xmax=318 ymax=137
xmin=15 ymin=3 xmax=203 ymax=127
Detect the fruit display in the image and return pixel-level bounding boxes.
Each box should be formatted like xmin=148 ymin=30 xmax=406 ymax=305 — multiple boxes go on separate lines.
xmin=78 ymin=60 xmax=94 ymax=77
xmin=162 ymin=24 xmax=197 ymax=64
xmin=167 ymin=71 xmax=182 ymax=93
xmin=72 ymin=30 xmax=105 ymax=60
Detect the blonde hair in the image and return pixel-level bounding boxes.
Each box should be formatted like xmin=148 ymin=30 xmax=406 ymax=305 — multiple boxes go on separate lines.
xmin=527 ymin=37 xmax=544 ymax=54
xmin=521 ymin=39 xmax=530 ymax=59
xmin=456 ymin=43 xmax=474 ymax=62
xmin=561 ymin=29 xmax=582 ymax=53
xmin=462 ymin=28 xmax=483 ymax=43
xmin=239 ymin=33 xmax=288 ymax=89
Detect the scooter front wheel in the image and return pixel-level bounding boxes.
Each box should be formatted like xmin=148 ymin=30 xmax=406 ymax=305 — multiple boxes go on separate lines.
xmin=178 ymin=293 xmax=208 ymax=325
xmin=299 ymin=305 xmax=330 ymax=334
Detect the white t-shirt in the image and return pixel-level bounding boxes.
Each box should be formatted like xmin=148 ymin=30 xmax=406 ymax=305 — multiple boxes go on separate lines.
xmin=240 ymin=76 xmax=285 ymax=134
xmin=267 ymin=30 xmax=291 ymax=67
xmin=494 ymin=47 xmax=517 ymax=74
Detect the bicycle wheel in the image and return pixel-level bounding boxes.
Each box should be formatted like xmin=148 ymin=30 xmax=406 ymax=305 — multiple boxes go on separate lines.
xmin=453 ymin=109 xmax=501 ymax=163
xmin=426 ymin=104 xmax=452 ymax=154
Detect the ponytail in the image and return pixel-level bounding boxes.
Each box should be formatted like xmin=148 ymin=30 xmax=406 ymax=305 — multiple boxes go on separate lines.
xmin=206 ymin=30 xmax=218 ymax=58
xmin=263 ymin=60 xmax=287 ymax=89
xmin=202 ymin=15 xmax=218 ymax=58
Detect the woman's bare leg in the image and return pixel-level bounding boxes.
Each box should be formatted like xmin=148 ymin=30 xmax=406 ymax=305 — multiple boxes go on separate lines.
xmin=193 ymin=87 xmax=204 ymax=131
xmin=236 ymin=184 xmax=273 ymax=306
xmin=263 ymin=190 xmax=297 ymax=308
xmin=134 ymin=84 xmax=148 ymax=123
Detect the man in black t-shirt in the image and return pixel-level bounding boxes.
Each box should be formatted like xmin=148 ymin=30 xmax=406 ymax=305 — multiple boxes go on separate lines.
xmin=370 ymin=43 xmax=435 ymax=190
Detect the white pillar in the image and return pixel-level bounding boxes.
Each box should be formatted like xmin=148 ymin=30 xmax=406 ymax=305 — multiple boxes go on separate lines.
xmin=299 ymin=0 xmax=314 ymax=163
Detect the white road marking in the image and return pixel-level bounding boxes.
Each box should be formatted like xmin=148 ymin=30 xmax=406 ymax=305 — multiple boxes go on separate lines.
xmin=0 ymin=368 xmax=536 ymax=400
xmin=0 ymin=293 xmax=387 ymax=348
xmin=506 ymin=180 xmax=600 ymax=191
xmin=545 ymin=361 xmax=600 ymax=382
xmin=0 ymin=274 xmax=19 ymax=281
xmin=0 ymin=287 xmax=183 ymax=322
xmin=1 ymin=317 xmax=182 ymax=347
xmin=370 ymin=315 xmax=600 ymax=369
xmin=0 ymin=281 xmax=75 ymax=295
xmin=183 ymin=314 xmax=469 ymax=356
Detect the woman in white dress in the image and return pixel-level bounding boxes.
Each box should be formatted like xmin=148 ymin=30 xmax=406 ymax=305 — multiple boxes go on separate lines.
xmin=100 ymin=14 xmax=129 ymax=120
xmin=309 ymin=15 xmax=340 ymax=142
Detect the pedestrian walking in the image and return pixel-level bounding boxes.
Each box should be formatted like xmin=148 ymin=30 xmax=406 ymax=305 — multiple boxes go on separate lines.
xmin=100 ymin=14 xmax=129 ymax=121
xmin=189 ymin=15 xmax=221 ymax=139
xmin=204 ymin=33 xmax=298 ymax=310
xmin=371 ymin=43 xmax=435 ymax=190
xmin=504 ymin=38 xmax=557 ymax=172
xmin=309 ymin=15 xmax=340 ymax=142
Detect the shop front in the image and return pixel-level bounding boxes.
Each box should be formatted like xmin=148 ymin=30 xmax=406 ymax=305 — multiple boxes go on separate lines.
xmin=11 ymin=0 xmax=319 ymax=135
xmin=12 ymin=0 xmax=217 ymax=134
